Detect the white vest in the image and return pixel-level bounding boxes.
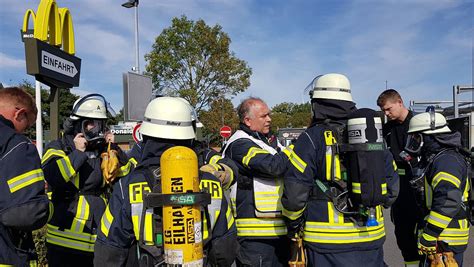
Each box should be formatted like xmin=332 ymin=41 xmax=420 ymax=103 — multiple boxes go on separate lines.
xmin=222 ymin=130 xmax=284 ymax=218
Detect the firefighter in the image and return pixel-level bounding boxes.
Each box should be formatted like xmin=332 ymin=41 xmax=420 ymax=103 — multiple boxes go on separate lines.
xmin=281 ymin=73 xmax=399 ymax=267
xmin=377 ymin=89 xmax=421 ymax=266
xmin=404 ymin=111 xmax=470 ymax=266
xmin=41 ymin=94 xmax=130 ymax=266
xmin=0 ymin=87 xmax=50 ymax=266
xmin=94 ymin=97 xmax=237 ymax=266
xmin=221 ymin=97 xmax=293 ymax=267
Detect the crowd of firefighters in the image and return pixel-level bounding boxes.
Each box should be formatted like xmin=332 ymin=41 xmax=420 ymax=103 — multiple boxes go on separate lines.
xmin=0 ymin=73 xmax=471 ymax=267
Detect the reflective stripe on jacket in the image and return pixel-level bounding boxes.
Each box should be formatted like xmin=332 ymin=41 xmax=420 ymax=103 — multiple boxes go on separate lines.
xmin=282 ymin=125 xmax=399 ymax=253
xmin=222 ymin=125 xmax=291 ymax=238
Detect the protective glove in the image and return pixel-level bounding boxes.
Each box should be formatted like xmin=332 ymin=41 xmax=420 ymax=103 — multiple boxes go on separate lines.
xmin=418 ymin=232 xmax=437 ymax=255
xmin=101 ymin=144 xmax=120 ymax=184
xmin=286 ymin=216 xmax=304 ymax=240
xmin=199 ymin=163 xmax=233 ymax=189
xmin=427 ymin=254 xmax=445 ymax=267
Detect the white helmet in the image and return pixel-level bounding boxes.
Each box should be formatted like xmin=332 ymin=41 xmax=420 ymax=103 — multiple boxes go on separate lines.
xmin=71 ymin=94 xmax=113 ymax=119
xmin=140 ymin=97 xmax=196 ymax=140
xmin=407 ymin=112 xmax=451 ymax=134
xmin=309 ymin=73 xmax=352 ymax=102
xmin=176 ymin=97 xmax=204 ymax=129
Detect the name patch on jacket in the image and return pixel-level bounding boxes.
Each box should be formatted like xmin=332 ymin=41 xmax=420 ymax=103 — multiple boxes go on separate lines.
xmin=200 ymin=180 xmax=222 ymax=199
xmin=129 ymin=182 xmax=151 ymax=204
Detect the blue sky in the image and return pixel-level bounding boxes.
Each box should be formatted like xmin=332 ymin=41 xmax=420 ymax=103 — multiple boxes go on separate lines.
xmin=1 ymin=0 xmax=472 ymax=112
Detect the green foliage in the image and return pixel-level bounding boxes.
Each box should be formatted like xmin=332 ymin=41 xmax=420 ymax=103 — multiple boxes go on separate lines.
xmin=199 ymin=98 xmax=239 ymax=146
xmin=18 ymin=81 xmax=79 ymax=139
xmin=144 ymin=15 xmax=252 ymax=112
xmin=271 ymin=102 xmax=311 ymax=129
xmin=33 ymin=225 xmax=47 ymax=266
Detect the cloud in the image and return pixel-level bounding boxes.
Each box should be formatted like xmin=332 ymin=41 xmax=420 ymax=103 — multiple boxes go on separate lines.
xmin=0 ymin=52 xmax=24 ymax=69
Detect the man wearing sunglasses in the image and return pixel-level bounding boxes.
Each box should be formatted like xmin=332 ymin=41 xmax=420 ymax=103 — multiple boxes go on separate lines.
xmin=404 ymin=111 xmax=470 ymax=266
xmin=0 ymin=87 xmax=50 ymax=266
xmin=41 ymin=94 xmax=130 ymax=266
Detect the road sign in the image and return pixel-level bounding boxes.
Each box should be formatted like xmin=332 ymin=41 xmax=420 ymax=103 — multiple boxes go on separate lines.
xmin=220 ymin=125 xmax=232 ymax=138
xmin=133 ymin=123 xmax=143 ymax=144
xmin=24 ymin=38 xmax=81 ymax=88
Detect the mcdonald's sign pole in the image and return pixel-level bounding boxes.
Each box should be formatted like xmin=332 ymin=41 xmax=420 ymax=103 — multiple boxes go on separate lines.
xmin=22 ymin=0 xmax=81 ymax=141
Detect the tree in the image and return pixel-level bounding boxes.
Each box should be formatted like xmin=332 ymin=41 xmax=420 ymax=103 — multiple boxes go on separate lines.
xmin=145 ymin=15 xmax=252 ymax=113
xmin=18 ymin=81 xmax=79 ymax=139
xmin=199 ymin=98 xmax=239 ymax=146
xmin=271 ymin=102 xmax=311 ymax=129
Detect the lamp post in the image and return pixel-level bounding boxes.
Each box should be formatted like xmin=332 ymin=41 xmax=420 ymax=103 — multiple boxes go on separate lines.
xmin=122 ymin=0 xmax=140 ymax=73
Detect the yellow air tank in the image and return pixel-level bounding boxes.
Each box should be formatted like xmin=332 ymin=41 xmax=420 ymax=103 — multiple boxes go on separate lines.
xmin=161 ymin=146 xmax=203 ymax=266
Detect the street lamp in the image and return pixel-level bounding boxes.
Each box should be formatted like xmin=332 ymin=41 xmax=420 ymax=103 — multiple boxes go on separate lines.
xmin=122 ymin=0 xmax=140 ymax=73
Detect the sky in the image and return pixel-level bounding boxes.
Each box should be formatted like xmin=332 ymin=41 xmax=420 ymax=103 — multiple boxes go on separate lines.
xmin=0 ymin=0 xmax=473 ymax=112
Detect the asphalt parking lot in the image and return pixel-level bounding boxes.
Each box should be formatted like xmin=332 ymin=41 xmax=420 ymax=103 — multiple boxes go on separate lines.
xmin=383 ymin=209 xmax=474 ymax=266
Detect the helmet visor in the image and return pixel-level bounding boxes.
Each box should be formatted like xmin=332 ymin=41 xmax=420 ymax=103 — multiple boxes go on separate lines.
xmin=81 ymin=119 xmax=106 ymax=142
xmin=405 ymin=133 xmax=424 ymax=154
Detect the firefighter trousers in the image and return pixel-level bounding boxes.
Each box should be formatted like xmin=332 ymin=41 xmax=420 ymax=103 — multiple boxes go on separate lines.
xmin=236 ymin=237 xmax=290 ymax=267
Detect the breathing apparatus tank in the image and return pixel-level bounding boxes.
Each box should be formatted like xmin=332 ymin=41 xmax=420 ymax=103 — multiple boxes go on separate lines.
xmin=345 ymin=108 xmax=387 ymax=226
xmin=160 ymin=146 xmax=204 ymax=266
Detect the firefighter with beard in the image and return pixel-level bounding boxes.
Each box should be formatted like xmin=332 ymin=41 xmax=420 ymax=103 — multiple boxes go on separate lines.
xmin=41 ymin=94 xmax=129 ymax=266
xmin=404 ymin=111 xmax=470 ymax=266
xmin=94 ymin=97 xmax=237 ymax=266
xmin=281 ymin=73 xmax=399 ymax=266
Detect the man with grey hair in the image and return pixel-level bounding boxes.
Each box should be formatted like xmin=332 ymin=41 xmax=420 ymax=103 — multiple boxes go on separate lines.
xmin=221 ymin=97 xmax=292 ymax=267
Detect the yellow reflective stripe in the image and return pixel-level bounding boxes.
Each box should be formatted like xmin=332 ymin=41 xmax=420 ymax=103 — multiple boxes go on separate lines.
xmin=47 ymin=234 xmax=95 ymax=252
xmin=56 ymin=156 xmax=76 ymax=182
xmin=288 ymin=150 xmax=307 ymax=173
xmin=392 ymin=160 xmax=397 ymax=171
xmin=130 ymin=157 xmax=138 ymax=166
xmin=327 ymin=202 xmax=344 ymax=224
xmin=48 ymin=201 xmax=54 ymax=222
xmin=29 ymin=260 xmax=38 ymax=267
xmin=144 ymin=211 xmax=153 ymax=245
xmin=236 ymin=218 xmax=287 ymax=236
xmin=203 ymin=215 xmax=209 ymax=240
xmin=352 ymin=182 xmax=361 ymax=194
xmin=7 ymin=169 xmax=44 ymax=193
xmin=381 ymin=183 xmax=387 ymax=195
xmin=100 ymin=205 xmax=114 ymax=237
xmin=325 ymin=153 xmax=332 ymax=181
xmin=432 ymin=172 xmax=461 ymax=188
xmin=440 ymin=227 xmax=470 ymax=237
xmin=282 ymin=145 xmax=292 ymax=158
xmin=131 ymin=203 xmax=142 ymax=240
xmin=305 ymin=221 xmax=385 ymax=233
xmin=226 ymin=206 xmax=234 ymax=230
xmin=41 ymin=148 xmax=66 ymax=164
xmin=462 ymin=177 xmax=470 ymax=201
xmin=282 ymin=206 xmax=305 ymax=220
xmin=242 ymin=147 xmax=270 ymax=167
xmin=71 ymin=196 xmax=90 ymax=233
xmin=304 ymin=224 xmax=385 ymax=244
xmin=46 ymin=224 xmax=96 ymax=252
xmin=427 ymin=211 xmax=452 ymax=229
xmin=209 ymin=155 xmax=220 ymax=165
xmin=117 ymin=160 xmax=133 ymax=177
xmin=71 ymin=173 xmax=80 ymax=189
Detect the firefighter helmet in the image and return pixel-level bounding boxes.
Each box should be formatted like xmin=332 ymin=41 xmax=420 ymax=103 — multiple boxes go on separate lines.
xmin=140 ymin=97 xmax=196 ymax=140
xmin=407 ymin=112 xmax=451 ymax=134
xmin=310 ymin=73 xmax=352 ymax=102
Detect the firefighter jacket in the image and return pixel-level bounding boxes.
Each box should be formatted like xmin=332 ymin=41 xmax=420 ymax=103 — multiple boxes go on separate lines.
xmin=41 ymin=135 xmax=132 ymax=254
xmin=420 ymin=146 xmax=470 ymax=254
xmin=94 ymin=140 xmax=237 ymax=266
xmin=281 ymin=124 xmax=399 ymax=253
xmin=222 ymin=124 xmax=291 ymax=238
xmin=0 ymin=115 xmax=50 ymax=266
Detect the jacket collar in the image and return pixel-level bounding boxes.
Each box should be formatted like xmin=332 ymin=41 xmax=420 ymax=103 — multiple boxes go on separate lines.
xmin=0 ymin=115 xmax=14 ymax=130
xmin=140 ymin=139 xmax=175 ymax=166
xmin=239 ymin=123 xmax=270 ymax=145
